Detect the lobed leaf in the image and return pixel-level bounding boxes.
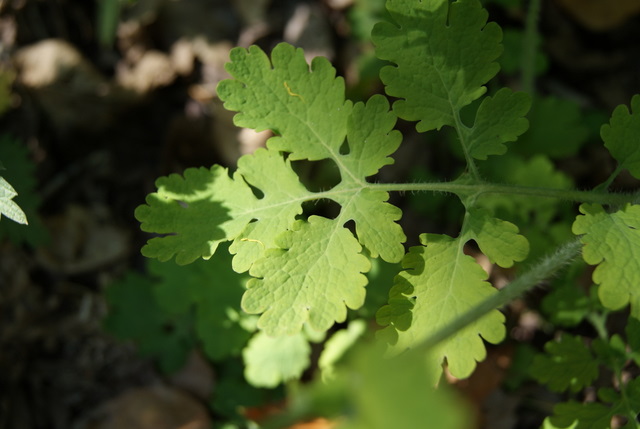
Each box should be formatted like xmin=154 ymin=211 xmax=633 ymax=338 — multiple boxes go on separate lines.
xmin=466 ymin=88 xmax=530 ymax=160
xmin=544 ymin=379 xmax=640 ymax=429
xmin=136 ymin=149 xmax=309 ymax=266
xmin=465 ymin=207 xmax=529 ymax=268
xmin=377 ymin=233 xmax=505 ymax=380
xmin=218 ymin=43 xmax=351 ymax=161
xmin=373 ymin=0 xmax=502 ymax=132
xmin=601 ymin=94 xmax=640 ymax=179
xmin=243 ymin=216 xmax=371 ymax=336
xmin=149 ymin=248 xmax=252 ymax=362
xmin=572 ymin=204 xmax=640 ymax=319
xmin=530 ymin=334 xmax=599 ymax=393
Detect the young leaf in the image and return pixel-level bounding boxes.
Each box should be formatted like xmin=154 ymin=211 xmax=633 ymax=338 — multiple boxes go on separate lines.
xmin=530 ymin=334 xmax=599 ymax=393
xmin=242 ymin=216 xmax=371 ymax=336
xmin=601 ymin=94 xmax=640 ymax=179
xmin=572 ymin=204 xmax=640 ymax=319
xmin=242 ymin=330 xmax=310 ymax=388
xmin=377 ymin=233 xmax=506 ymax=380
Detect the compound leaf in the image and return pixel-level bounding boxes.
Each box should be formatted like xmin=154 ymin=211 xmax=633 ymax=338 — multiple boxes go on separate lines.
xmin=601 ymin=94 xmax=640 ymax=179
xmin=373 ymin=0 xmax=502 ymax=132
xmin=530 ymin=334 xmax=599 ymax=393
xmin=243 ymin=216 xmax=371 ymax=336
xmin=377 ymin=233 xmax=505 ymax=380
xmin=572 ymin=204 xmax=640 ymax=319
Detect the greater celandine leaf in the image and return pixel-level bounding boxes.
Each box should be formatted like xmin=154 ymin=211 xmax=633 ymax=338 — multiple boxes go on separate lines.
xmin=465 ymin=207 xmax=529 ymax=268
xmin=218 ymin=43 xmax=351 ymax=162
xmin=572 ymin=203 xmax=640 ymax=319
xmin=373 ymin=0 xmax=530 ymax=159
xmin=373 ymin=0 xmax=502 ymax=131
xmin=243 ymin=216 xmax=371 ymax=336
xmin=136 ymin=149 xmax=310 ymax=266
xmin=530 ymin=334 xmax=599 ymax=393
xmin=377 ymin=233 xmax=506 ymax=380
xmin=149 ymin=246 xmax=253 ymax=361
xmin=601 ymin=94 xmax=640 ymax=179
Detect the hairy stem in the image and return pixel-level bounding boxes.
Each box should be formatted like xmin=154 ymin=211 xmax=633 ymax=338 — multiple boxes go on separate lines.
xmin=367 ymin=181 xmax=638 ymax=206
xmin=412 ymin=238 xmax=583 ymax=352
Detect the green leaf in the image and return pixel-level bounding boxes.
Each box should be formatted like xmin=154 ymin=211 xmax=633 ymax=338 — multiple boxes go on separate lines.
xmin=530 ymin=334 xmax=599 ymax=393
xmin=242 ymin=330 xmax=311 ymax=388
xmin=0 ymin=176 xmax=27 ymax=225
xmin=466 ymin=88 xmax=530 ymax=160
xmin=544 ymin=379 xmax=640 ymax=429
xmin=373 ymin=0 xmax=503 ymax=132
xmin=377 ymin=233 xmax=505 ymax=380
xmin=572 ymin=204 xmax=640 ymax=318
xmin=104 ymin=271 xmax=193 ymax=373
xmin=220 ymin=50 xmax=406 ymax=262
xmin=541 ymin=264 xmax=597 ymax=328
xmin=218 ymin=43 xmax=351 ymax=161
xmin=136 ymin=148 xmax=309 ymax=266
xmin=149 ymin=245 xmax=252 ymax=361
xmin=601 ymin=94 xmax=640 ymax=179
xmin=243 ymin=216 xmax=371 ymax=336
xmin=465 ymin=207 xmax=529 ymax=267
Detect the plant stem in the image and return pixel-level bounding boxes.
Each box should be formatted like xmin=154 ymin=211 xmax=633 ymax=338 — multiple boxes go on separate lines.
xmin=412 ymin=238 xmax=583 ymax=352
xmin=521 ymin=0 xmax=541 ymax=95
xmin=367 ymin=181 xmax=638 ymax=206
xmin=596 ymin=164 xmax=624 ymax=192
